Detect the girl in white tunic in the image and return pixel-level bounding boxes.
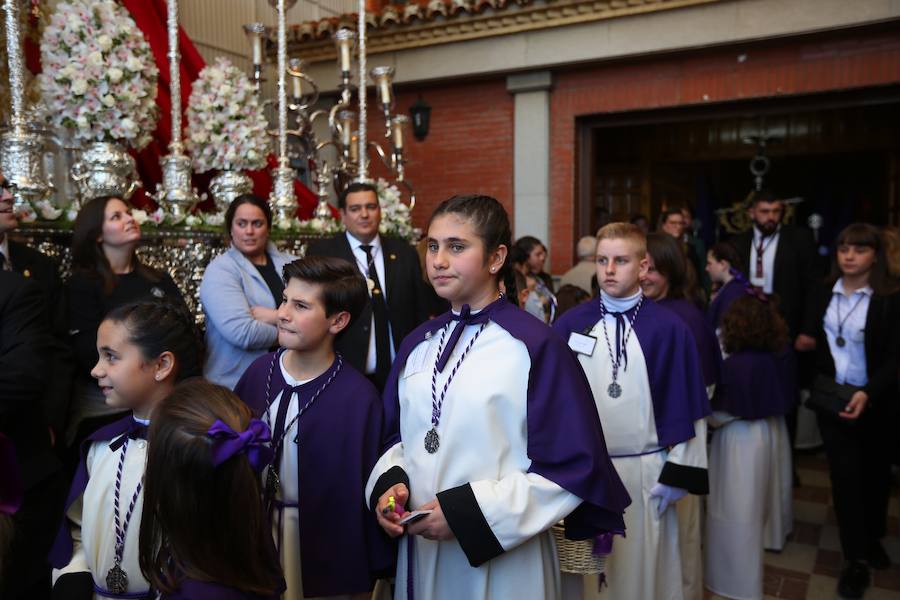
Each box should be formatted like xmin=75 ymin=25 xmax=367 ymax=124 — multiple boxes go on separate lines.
xmin=554 ymin=224 xmax=711 ymax=600
xmin=704 ymin=294 xmax=793 ymax=600
xmin=366 ymin=195 xmax=629 ymax=600
xmin=49 ymin=300 xmax=202 ymax=599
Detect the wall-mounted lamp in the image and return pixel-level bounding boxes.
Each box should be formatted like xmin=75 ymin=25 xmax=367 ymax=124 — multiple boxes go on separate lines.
xmin=409 ymin=96 xmax=431 ymax=142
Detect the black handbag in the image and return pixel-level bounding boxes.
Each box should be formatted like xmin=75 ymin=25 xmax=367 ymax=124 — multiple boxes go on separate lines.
xmin=807 ymin=374 xmax=860 ymax=419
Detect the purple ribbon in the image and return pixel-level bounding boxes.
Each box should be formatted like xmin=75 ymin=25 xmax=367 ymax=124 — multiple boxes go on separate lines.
xmin=730 ymin=267 xmax=769 ymax=303
xmin=0 ymin=433 xmax=22 ymax=515
xmin=207 ymin=419 xmax=273 ymax=471
xmin=592 ymin=529 xmax=625 ymax=556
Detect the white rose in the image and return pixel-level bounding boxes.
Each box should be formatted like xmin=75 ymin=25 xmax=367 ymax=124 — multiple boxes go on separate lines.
xmin=97 ymin=35 xmax=113 ymax=51
xmin=131 ymin=209 xmax=148 ymax=225
xmin=107 ymin=67 xmax=123 ymax=83
xmin=71 ymin=79 xmax=88 ymax=96
xmin=101 ymin=94 xmax=116 ymax=108
xmin=87 ymin=51 xmax=104 ymax=67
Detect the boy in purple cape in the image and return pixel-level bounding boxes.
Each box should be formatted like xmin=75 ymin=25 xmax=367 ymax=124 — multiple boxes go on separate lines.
xmin=554 ymin=223 xmax=710 ymax=600
xmin=234 ymin=256 xmax=393 ymax=600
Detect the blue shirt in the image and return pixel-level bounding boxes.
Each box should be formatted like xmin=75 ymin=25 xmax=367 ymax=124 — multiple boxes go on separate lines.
xmin=824 ymin=279 xmax=871 ymax=386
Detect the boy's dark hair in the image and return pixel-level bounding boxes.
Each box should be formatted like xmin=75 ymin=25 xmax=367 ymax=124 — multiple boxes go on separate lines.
xmin=429 ymin=194 xmax=518 ymax=306
xmin=827 ymin=222 xmax=898 ymax=295
xmin=71 ymin=195 xmax=163 ymax=294
xmin=658 ymin=207 xmax=684 ymax=226
xmin=721 ymin=295 xmax=789 ymax=354
xmin=224 ymin=194 xmax=272 ymax=234
xmin=513 ymin=235 xmax=545 ymax=258
xmin=709 ymin=241 xmax=744 ymax=274
xmin=556 ymin=284 xmax=590 ymax=317
xmin=139 ymin=379 xmax=284 ymax=596
xmin=281 ymin=256 xmax=368 ymax=327
xmin=104 ymin=300 xmax=204 ymax=381
xmin=338 ymin=181 xmax=378 ymax=210
xmin=748 ymin=189 xmax=779 ymax=207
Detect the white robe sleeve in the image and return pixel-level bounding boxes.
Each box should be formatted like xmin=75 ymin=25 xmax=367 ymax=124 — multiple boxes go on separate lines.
xmin=437 ymin=471 xmax=582 ymax=567
xmin=52 ymin=445 xmax=95 ymax=596
xmin=365 ymin=441 xmax=409 ymax=511
xmin=658 ymin=418 xmax=709 ymax=495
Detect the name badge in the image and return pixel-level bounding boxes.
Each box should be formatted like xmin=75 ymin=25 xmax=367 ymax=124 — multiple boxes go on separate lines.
xmin=568 ymin=331 xmax=597 ymax=356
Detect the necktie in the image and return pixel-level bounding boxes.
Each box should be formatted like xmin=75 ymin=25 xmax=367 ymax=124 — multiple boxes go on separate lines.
xmin=361 ymin=244 xmax=392 ymax=384
xmin=434 ymin=298 xmax=502 ymax=372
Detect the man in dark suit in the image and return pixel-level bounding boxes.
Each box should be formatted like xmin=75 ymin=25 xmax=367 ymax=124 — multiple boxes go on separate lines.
xmin=0 ymin=270 xmax=66 ymax=598
xmin=0 ymin=175 xmax=74 ymax=441
xmin=732 ymin=190 xmax=818 ymax=347
xmin=306 ymin=181 xmax=431 ymax=388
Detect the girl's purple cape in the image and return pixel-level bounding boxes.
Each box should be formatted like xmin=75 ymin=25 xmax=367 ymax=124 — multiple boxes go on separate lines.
xmin=234 ymin=353 xmax=394 ymax=597
xmin=0 ymin=433 xmax=23 ymax=515
xmin=658 ymin=297 xmax=723 ymax=388
xmin=383 ymin=300 xmax=631 ymax=539
xmin=48 ymin=414 xmax=138 ymax=568
xmin=707 ymin=278 xmax=746 ymax=330
xmin=161 ymin=578 xmax=284 ymax=600
xmin=714 ymin=349 xmax=797 ymax=420
xmin=554 ymin=296 xmax=711 ymax=448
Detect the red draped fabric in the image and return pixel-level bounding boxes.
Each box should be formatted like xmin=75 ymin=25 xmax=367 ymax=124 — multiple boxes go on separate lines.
xmin=29 ymin=0 xmax=319 ymax=218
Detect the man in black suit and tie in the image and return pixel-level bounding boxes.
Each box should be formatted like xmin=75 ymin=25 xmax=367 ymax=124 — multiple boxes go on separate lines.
xmin=306 ymin=181 xmax=430 ymax=389
xmin=0 ymin=174 xmax=74 ymax=441
xmin=732 ymin=190 xmax=818 ymax=348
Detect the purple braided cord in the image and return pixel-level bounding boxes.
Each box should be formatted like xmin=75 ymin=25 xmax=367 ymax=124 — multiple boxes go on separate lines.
xmin=113 ymin=438 xmax=143 ymax=561
xmin=429 ymin=322 xmax=487 ymax=427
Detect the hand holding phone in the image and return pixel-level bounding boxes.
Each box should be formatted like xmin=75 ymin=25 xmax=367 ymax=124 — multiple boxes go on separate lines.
xmin=399 ymin=510 xmax=433 ymax=526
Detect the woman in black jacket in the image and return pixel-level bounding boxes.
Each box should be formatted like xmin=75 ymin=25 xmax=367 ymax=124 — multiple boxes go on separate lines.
xmin=807 ymin=223 xmax=900 ymax=599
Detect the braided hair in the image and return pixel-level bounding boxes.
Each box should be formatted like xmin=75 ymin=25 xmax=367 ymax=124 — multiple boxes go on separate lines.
xmin=104 ymin=299 xmax=204 ymax=381
xmin=429 ymin=195 xmax=519 ymax=306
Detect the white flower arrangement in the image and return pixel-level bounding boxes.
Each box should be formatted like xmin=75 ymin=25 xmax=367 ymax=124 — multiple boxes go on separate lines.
xmin=376 ymin=179 xmax=419 ymax=240
xmin=186 ymin=57 xmax=269 ymax=173
xmin=38 ymin=0 xmax=159 ymax=150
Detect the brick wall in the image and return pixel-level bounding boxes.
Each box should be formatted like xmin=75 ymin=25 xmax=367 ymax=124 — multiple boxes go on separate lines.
xmin=367 ymin=77 xmax=515 ymax=236
xmin=548 ymin=25 xmax=900 ymax=272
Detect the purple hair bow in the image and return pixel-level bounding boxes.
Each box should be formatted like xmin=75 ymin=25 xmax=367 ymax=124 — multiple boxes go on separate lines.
xmin=207 ymin=419 xmax=273 ymax=472
xmin=730 ymin=266 xmax=769 ymax=303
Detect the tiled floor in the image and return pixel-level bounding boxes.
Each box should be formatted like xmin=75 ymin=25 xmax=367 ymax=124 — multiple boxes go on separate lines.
xmin=705 ymin=452 xmax=900 ymax=600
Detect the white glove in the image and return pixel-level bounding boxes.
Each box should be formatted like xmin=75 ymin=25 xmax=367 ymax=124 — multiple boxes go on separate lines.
xmin=649 ymin=482 xmax=688 ymax=516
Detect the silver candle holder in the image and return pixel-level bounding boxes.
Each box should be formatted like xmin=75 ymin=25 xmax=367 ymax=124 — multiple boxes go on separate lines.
xmin=0 ymin=0 xmax=52 ymax=210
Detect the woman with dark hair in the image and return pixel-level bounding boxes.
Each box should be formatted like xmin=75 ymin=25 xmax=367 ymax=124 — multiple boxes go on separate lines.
xmin=706 ymin=242 xmax=746 ymax=331
xmin=705 ymin=295 xmax=794 ymax=600
xmin=200 ymin=194 xmax=297 ymax=388
xmin=139 ymin=379 xmax=285 ymax=599
xmin=641 ymin=232 xmax=719 ymax=600
xmin=66 ymin=196 xmax=184 ymax=443
xmin=806 ymin=223 xmax=900 ymax=599
xmin=513 ymin=236 xmax=557 ymax=322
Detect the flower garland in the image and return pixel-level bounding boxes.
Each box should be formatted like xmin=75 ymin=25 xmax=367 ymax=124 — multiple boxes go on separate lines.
xmin=38 ymin=0 xmax=159 ymax=150
xmin=185 ymin=57 xmax=269 ymax=173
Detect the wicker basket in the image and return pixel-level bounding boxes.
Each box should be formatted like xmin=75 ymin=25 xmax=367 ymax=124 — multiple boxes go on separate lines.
xmin=551 ymin=524 xmax=606 ymax=575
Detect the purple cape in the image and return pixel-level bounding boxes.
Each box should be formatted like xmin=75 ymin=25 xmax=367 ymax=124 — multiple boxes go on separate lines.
xmin=658 ymin=298 xmax=722 ymax=388
xmin=161 ymin=579 xmax=281 ymax=600
xmin=707 ymin=279 xmax=746 ymax=330
xmin=49 ymin=414 xmax=137 ymax=568
xmin=234 ymin=353 xmax=394 ymax=597
xmin=382 ymin=300 xmax=631 ymax=539
xmin=714 ymin=349 xmax=796 ymax=419
xmin=554 ymin=297 xmax=711 ymax=448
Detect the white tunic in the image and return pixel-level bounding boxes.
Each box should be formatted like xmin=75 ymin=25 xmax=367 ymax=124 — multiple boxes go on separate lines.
xmin=564 ymin=317 xmax=707 ymax=600
xmin=704 ymin=412 xmax=773 ymax=600
xmin=265 ymin=354 xmax=354 ymax=600
xmin=52 ymin=434 xmax=149 ymax=599
xmin=365 ymin=321 xmax=582 ymax=600
xmin=763 ymin=416 xmax=793 ymax=551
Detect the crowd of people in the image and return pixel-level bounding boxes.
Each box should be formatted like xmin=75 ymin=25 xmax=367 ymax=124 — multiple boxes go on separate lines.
xmin=1 ymin=175 xmax=899 ymax=600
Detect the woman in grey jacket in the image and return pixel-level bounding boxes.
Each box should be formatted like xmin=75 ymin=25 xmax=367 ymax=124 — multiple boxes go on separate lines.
xmin=200 ymin=195 xmax=297 ymax=388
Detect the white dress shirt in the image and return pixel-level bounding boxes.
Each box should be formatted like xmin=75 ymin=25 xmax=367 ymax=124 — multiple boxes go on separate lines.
xmin=0 ymin=234 xmax=11 ymax=271
xmin=345 ymin=231 xmax=396 ymax=373
xmin=749 ymin=226 xmax=780 ymax=294
xmin=824 ymin=279 xmax=871 ymax=386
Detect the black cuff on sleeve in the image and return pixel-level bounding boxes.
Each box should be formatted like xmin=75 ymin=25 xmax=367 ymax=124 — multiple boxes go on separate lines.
xmin=658 ymin=462 xmax=709 ymax=495
xmin=52 ymin=572 xmax=94 ymax=600
xmin=369 ymin=465 xmax=410 ymax=512
xmin=437 ymin=483 xmax=504 ymax=567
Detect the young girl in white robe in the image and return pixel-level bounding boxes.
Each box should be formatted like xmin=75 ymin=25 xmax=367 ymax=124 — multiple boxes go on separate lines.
xmin=366 ymin=195 xmax=629 ymax=600
xmin=704 ymin=294 xmax=793 ymax=600
xmin=49 ymin=300 xmax=202 ymax=599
